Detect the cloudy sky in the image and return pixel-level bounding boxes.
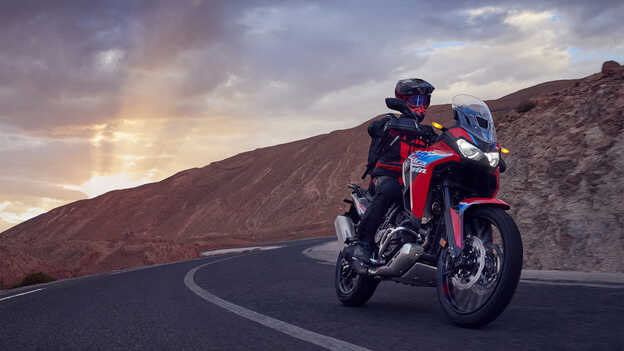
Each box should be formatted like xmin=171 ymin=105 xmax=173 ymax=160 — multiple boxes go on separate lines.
xmin=1 ymin=0 xmax=623 ymax=232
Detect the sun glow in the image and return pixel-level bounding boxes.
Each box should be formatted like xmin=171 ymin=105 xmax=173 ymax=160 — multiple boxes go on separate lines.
xmin=0 ymin=201 xmax=11 ymax=212
xmin=0 ymin=199 xmax=62 ymax=225
xmin=62 ymin=172 xmax=156 ymax=198
xmin=0 ymin=207 xmax=47 ymax=224
xmin=90 ymin=131 xmax=140 ymax=147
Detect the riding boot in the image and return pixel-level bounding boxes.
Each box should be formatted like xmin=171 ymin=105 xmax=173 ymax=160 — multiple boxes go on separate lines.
xmin=343 ymin=240 xmax=373 ymax=262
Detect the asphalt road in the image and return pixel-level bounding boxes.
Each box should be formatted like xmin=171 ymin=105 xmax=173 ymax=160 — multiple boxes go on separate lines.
xmin=1 ymin=237 xmax=623 ymax=350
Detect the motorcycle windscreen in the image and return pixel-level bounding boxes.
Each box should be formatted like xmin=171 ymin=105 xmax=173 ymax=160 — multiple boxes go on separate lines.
xmin=452 ymin=94 xmax=497 ymax=144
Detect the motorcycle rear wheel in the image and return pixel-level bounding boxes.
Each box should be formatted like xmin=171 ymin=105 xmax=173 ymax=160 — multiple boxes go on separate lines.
xmin=335 ymin=250 xmax=379 ymax=307
xmin=436 ymin=207 xmax=523 ymax=327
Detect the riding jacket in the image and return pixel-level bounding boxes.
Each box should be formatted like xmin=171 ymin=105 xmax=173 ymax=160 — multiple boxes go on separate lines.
xmin=367 ymin=113 xmax=426 ymax=182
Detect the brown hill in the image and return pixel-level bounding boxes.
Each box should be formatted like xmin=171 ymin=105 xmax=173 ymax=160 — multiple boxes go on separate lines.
xmin=1 ymin=63 xmax=621 ymax=288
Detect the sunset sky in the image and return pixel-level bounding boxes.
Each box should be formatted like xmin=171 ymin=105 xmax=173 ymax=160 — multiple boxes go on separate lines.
xmin=1 ymin=0 xmax=623 ymax=232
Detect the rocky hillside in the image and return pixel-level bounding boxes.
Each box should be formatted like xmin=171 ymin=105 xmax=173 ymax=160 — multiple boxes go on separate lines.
xmin=1 ymin=62 xmax=621 ymax=288
xmin=497 ymin=61 xmax=624 ymax=272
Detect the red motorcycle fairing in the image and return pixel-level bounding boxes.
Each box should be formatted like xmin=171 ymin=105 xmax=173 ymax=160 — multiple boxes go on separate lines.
xmin=406 ymin=126 xmax=506 ymax=252
xmin=492 ymin=168 xmax=501 ymax=197
xmin=448 ymin=126 xmax=474 ymax=142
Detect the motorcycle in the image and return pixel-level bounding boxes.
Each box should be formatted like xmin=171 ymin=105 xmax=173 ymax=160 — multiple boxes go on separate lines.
xmin=334 ymin=94 xmax=523 ymax=327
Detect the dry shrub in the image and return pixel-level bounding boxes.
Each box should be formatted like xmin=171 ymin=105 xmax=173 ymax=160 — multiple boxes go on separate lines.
xmin=516 ymin=100 xmax=537 ymax=113
xmin=13 ymin=272 xmax=56 ymax=288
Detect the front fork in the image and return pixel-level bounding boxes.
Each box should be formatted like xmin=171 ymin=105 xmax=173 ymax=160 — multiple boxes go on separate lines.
xmin=442 ymin=179 xmax=463 ymax=258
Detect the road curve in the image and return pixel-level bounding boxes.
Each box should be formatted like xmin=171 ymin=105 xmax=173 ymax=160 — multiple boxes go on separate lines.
xmin=1 ymin=237 xmax=623 ymax=350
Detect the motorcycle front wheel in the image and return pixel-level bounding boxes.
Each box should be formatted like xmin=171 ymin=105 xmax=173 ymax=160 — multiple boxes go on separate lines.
xmin=335 ymin=250 xmax=379 ymax=307
xmin=436 ymin=206 xmax=523 ymax=327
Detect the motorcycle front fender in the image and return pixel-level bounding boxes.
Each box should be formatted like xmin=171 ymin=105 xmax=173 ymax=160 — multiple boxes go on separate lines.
xmin=443 ymin=194 xmax=510 ymax=257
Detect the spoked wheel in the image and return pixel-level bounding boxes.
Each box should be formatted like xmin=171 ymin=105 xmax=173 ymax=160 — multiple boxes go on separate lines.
xmin=335 ymin=250 xmax=379 ymax=307
xmin=437 ymin=207 xmax=523 ymax=327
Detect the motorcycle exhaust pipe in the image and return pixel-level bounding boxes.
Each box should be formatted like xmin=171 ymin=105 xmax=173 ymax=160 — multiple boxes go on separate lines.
xmin=368 ymin=243 xmax=424 ymax=277
xmin=334 ymin=215 xmax=355 ymax=245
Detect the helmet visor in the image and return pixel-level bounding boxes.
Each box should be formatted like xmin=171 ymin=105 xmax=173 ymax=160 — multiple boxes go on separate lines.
xmin=406 ymin=94 xmax=431 ymax=107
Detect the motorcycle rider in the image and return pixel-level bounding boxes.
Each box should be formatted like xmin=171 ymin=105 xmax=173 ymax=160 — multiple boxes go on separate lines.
xmin=345 ymin=78 xmax=435 ymax=264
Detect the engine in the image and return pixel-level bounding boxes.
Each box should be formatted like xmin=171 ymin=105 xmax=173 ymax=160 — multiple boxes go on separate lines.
xmin=374 ymin=213 xmax=425 ymax=261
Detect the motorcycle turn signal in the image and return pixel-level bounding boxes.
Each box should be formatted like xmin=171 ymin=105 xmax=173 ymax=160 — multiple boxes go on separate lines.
xmin=432 ymin=121 xmax=447 ymax=131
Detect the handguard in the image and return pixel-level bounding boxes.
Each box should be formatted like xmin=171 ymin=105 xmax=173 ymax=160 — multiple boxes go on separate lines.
xmin=385 ymin=117 xmax=422 ymax=136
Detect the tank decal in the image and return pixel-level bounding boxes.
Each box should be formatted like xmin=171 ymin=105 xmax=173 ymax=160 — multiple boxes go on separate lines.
xmin=413 ymin=151 xmax=454 ymax=165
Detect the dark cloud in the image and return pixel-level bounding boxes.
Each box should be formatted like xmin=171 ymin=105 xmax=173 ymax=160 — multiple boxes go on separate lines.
xmin=0 ymin=1 xmax=140 ymax=131
xmin=1 ymin=0 xmax=622 ymax=134
xmin=0 ymin=138 xmax=95 ymax=184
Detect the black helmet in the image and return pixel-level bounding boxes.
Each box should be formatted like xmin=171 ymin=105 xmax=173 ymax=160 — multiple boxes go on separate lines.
xmin=395 ymin=78 xmax=435 ymax=120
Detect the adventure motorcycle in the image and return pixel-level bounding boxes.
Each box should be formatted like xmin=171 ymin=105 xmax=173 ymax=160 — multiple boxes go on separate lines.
xmin=334 ymin=94 xmax=523 ymax=327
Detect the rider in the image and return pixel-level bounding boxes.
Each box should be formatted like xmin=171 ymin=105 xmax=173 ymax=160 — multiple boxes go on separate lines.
xmin=345 ymin=78 xmax=435 ymax=263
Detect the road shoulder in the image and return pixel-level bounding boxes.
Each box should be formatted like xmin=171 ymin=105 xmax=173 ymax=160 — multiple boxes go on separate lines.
xmin=303 ymin=239 xmax=624 ymax=288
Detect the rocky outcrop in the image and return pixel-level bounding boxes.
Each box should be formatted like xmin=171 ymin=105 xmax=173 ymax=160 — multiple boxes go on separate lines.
xmin=602 ymin=60 xmax=622 ymax=77
xmin=496 ymin=61 xmax=624 ymax=272
xmin=1 ymin=62 xmax=621 ymax=288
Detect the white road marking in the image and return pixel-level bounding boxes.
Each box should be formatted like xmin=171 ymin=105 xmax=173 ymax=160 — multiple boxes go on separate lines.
xmin=184 ymin=255 xmax=373 ymax=351
xmin=201 ymin=245 xmax=284 ymax=257
xmin=108 ymin=246 xmax=283 ymax=276
xmin=0 ymin=288 xmax=44 ymax=302
xmin=109 ymin=271 xmax=128 ymax=275
xmin=107 ymin=256 xmax=210 ymax=276
xmin=520 ymin=280 xmax=624 ymax=289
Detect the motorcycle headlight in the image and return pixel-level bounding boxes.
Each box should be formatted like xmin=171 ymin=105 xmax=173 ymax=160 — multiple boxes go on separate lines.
xmin=485 ymin=152 xmax=500 ymax=167
xmin=456 ymin=139 xmax=484 ymax=160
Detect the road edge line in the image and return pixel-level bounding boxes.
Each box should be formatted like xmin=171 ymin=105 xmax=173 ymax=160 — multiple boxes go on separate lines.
xmin=0 ymin=288 xmax=44 ymax=302
xmin=184 ymin=256 xmax=373 ymax=351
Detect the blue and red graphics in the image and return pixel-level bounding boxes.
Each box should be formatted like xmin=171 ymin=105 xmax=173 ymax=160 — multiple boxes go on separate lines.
xmin=412 ymin=150 xmax=454 ymax=165
xmin=409 ymin=145 xmax=461 ymax=218
xmin=357 ymin=203 xmax=367 ymax=215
